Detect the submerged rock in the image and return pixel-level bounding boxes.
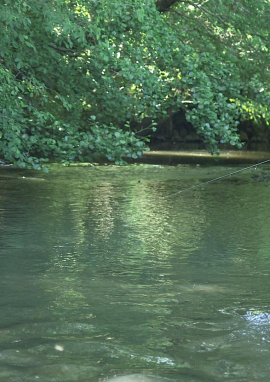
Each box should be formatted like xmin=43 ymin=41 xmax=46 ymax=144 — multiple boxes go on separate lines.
xmin=252 ymin=173 xmax=270 ymax=182
xmin=244 ymin=311 xmax=270 ymax=325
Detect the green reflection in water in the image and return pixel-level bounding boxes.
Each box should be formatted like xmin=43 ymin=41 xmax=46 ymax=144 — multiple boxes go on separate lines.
xmin=0 ymin=164 xmax=270 ymax=381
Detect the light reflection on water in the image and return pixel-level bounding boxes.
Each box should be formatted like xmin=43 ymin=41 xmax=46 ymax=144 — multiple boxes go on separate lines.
xmin=0 ymin=164 xmax=270 ymax=381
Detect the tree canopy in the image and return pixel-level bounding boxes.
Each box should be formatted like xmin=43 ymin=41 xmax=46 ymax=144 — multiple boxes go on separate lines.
xmin=1 ymin=0 xmax=269 ymax=170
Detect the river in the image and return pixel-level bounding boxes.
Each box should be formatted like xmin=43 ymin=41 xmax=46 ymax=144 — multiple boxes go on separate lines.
xmin=0 ymin=163 xmax=270 ymax=381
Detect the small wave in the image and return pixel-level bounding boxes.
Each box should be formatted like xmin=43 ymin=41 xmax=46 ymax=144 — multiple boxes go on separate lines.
xmin=244 ymin=311 xmax=270 ymax=325
xmin=130 ymin=354 xmax=175 ymax=366
xmin=105 ymin=374 xmax=172 ymax=382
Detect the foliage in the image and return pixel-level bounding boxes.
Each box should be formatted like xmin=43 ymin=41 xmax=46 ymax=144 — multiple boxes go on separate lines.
xmin=159 ymin=0 xmax=270 ymax=151
xmin=0 ymin=0 xmax=269 ymax=169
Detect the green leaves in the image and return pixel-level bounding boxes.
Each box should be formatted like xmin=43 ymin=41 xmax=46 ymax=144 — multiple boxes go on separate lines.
xmin=0 ymin=0 xmax=269 ymax=170
xmin=88 ymin=119 xmax=148 ymax=163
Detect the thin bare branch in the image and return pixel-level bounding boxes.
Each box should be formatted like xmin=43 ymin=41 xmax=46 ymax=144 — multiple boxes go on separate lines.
xmin=48 ymin=44 xmax=81 ymax=57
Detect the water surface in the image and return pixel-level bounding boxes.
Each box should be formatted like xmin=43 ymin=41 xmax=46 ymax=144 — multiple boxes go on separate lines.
xmin=0 ymin=164 xmax=270 ymax=381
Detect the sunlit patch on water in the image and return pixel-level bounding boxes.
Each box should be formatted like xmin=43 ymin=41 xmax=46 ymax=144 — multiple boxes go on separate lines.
xmin=176 ymin=283 xmax=230 ymax=294
xmin=1 ymin=164 xmax=270 ymax=381
xmin=220 ymin=307 xmax=270 ymax=326
xmin=220 ymin=306 xmax=270 ymax=347
xmin=54 ymin=344 xmax=64 ymax=351
xmin=244 ymin=309 xmax=270 ymax=325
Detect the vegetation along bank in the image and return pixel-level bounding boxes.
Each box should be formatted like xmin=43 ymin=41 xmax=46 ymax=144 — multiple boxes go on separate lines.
xmin=0 ymin=0 xmax=269 ymax=170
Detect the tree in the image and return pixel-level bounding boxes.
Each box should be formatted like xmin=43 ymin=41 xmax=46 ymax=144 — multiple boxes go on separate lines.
xmin=156 ymin=0 xmax=270 ymax=143
xmin=0 ymin=0 xmax=269 ymax=170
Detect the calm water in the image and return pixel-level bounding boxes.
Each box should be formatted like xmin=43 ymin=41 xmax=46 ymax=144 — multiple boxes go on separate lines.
xmin=0 ymin=164 xmax=270 ymax=382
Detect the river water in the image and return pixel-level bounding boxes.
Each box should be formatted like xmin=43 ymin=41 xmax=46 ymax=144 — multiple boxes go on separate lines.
xmin=0 ymin=164 xmax=270 ymax=382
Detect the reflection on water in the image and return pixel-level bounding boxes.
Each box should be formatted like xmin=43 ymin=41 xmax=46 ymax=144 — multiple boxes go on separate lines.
xmin=0 ymin=164 xmax=270 ymax=381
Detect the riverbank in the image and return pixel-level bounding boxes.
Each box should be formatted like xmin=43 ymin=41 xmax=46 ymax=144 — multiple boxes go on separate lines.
xmin=134 ymin=150 xmax=270 ymax=165
xmin=1 ymin=150 xmax=270 ymax=170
